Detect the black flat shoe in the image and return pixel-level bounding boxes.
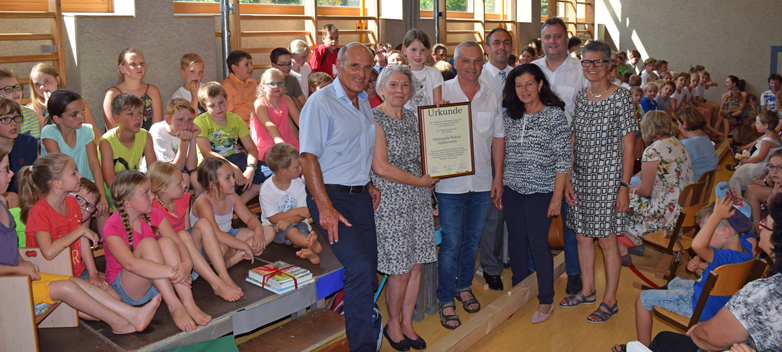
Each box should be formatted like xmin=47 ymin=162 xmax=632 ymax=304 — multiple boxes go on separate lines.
xmin=483 ymin=272 xmax=504 ymax=291
xmin=384 ymin=325 xmax=410 ymax=351
xmin=566 ymin=274 xmax=582 ymax=296
xmin=404 ymin=334 xmax=426 ymax=350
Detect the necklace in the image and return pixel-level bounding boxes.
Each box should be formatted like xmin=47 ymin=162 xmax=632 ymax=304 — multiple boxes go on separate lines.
xmin=155 ymin=195 xmax=178 ymax=218
xmin=589 ymin=84 xmax=611 ymax=98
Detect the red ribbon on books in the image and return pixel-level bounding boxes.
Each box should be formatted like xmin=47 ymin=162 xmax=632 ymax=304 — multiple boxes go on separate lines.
xmin=261 ymin=265 xmax=299 ymax=289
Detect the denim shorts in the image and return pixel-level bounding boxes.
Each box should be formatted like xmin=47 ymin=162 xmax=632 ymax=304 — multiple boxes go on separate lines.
xmin=639 ymin=277 xmax=694 ymax=318
xmin=201 ymin=227 xmax=243 ymax=258
xmin=274 ymin=221 xmax=309 ymax=245
xmin=77 ymin=269 xmax=90 ymax=281
xmin=111 ymin=273 xmax=160 ymax=306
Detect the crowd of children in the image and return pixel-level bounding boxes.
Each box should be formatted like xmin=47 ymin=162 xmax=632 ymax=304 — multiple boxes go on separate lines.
xmin=0 ymin=19 xmax=779 ymax=352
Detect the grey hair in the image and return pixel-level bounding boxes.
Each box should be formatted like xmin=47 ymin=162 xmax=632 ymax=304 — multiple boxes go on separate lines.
xmin=375 ymin=64 xmax=417 ymax=101
xmin=581 ymin=40 xmax=612 ymax=62
xmin=454 ymin=41 xmax=483 ymax=63
xmin=337 ymin=42 xmax=373 ymax=69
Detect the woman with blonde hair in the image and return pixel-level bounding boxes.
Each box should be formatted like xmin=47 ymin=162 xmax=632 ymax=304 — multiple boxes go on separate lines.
xmin=619 ymin=110 xmax=694 ymax=265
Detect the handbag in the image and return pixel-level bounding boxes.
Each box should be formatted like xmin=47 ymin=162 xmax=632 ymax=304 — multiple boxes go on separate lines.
xmin=548 ymin=214 xmax=564 ymax=249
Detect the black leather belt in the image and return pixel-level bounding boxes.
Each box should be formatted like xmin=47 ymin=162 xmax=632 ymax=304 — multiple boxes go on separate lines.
xmin=323 ymin=183 xmax=369 ymax=194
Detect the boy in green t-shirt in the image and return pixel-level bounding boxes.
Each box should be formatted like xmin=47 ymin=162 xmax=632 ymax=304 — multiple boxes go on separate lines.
xmin=99 ymin=93 xmax=157 ymax=188
xmin=194 ymin=82 xmax=264 ymax=203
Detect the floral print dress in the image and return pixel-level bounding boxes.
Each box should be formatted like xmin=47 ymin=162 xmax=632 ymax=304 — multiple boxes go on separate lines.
xmin=626 ymin=137 xmax=694 ymax=245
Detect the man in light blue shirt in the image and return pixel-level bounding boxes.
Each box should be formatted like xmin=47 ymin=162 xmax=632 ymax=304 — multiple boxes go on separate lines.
xmin=299 ymin=42 xmax=381 ymax=352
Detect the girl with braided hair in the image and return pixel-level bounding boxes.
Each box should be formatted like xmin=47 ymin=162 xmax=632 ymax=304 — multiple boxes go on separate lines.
xmin=102 ymin=171 xmax=211 ymax=331
xmin=148 ymin=161 xmax=253 ymax=302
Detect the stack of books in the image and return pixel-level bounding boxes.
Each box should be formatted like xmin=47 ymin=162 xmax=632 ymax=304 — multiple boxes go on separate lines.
xmin=246 ymin=261 xmax=314 ymax=294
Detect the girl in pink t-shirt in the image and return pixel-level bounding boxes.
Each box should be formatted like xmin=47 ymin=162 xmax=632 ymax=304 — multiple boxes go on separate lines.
xmin=148 ymin=161 xmax=253 ymax=302
xmin=102 ymin=171 xmax=210 ymax=332
xmin=20 ymin=154 xmax=111 ymax=295
xmin=251 ymin=68 xmax=300 ymax=162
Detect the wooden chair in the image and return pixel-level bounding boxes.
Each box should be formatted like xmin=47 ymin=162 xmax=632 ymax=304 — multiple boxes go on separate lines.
xmin=0 ymin=248 xmax=79 ymax=352
xmin=653 ymin=256 xmax=758 ymax=331
xmin=697 ymin=170 xmax=716 ymax=204
xmin=635 ymin=181 xmax=707 ymax=286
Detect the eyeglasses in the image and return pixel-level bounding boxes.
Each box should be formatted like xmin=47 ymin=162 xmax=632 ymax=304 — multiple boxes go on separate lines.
xmin=274 ymin=62 xmax=293 ymax=68
xmin=0 ymin=115 xmax=22 ymax=125
xmin=0 ymin=84 xmax=22 ymax=93
xmin=69 ymin=193 xmax=97 ymax=216
xmin=0 ymin=167 xmax=10 ymax=175
xmin=759 ymin=218 xmax=773 ymax=232
xmin=766 ymin=164 xmax=782 ymax=173
xmin=263 ymin=81 xmax=286 ymax=88
xmin=581 ymin=60 xmax=609 ymax=67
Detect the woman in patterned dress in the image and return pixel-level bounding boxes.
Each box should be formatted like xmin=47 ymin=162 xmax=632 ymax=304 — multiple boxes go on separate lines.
xmin=501 ymin=63 xmax=571 ymax=323
xmin=619 ymin=111 xmax=693 ymax=265
xmin=370 ymin=64 xmax=438 ymax=350
xmin=559 ymin=40 xmax=637 ymax=324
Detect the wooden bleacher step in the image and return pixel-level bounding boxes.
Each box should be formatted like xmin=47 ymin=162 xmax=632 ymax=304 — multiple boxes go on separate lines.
xmin=237 ymin=308 xmax=347 ymax=352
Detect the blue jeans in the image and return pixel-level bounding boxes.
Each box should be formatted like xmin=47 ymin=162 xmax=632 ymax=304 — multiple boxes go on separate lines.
xmin=436 ymin=191 xmax=491 ymax=303
xmin=639 ymin=277 xmax=695 ymax=318
xmin=307 ymin=190 xmax=378 ymax=352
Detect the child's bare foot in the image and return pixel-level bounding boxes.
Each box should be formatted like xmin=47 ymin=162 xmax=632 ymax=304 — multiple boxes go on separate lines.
xmin=307 ymin=231 xmax=323 ymax=254
xmin=184 ymin=302 xmax=211 ymax=326
xmin=132 ymin=294 xmax=162 ymax=332
xmin=225 ymin=250 xmax=246 ymax=269
xmin=110 ymin=320 xmax=137 ymax=335
xmin=218 ymin=273 xmax=242 ymax=292
xmin=170 ymin=305 xmax=197 ymax=331
xmin=296 ymin=248 xmax=320 ymax=264
xmin=212 ymin=282 xmax=243 ymax=302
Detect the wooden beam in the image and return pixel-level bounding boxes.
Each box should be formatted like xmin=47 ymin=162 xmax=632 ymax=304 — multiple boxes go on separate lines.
xmin=241 ymin=30 xmax=310 ymax=38
xmin=0 ymin=53 xmax=58 ymax=64
xmin=0 ymin=33 xmax=54 ymax=41
xmin=0 ymin=11 xmax=55 ymax=19
xmin=426 ymin=252 xmax=567 ymax=352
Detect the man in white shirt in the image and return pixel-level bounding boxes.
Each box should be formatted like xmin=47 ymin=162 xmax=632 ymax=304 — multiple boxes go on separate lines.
xmin=477 ymin=27 xmax=513 ymax=292
xmin=436 ymin=41 xmax=504 ymax=329
xmin=532 ymin=17 xmax=589 ymax=295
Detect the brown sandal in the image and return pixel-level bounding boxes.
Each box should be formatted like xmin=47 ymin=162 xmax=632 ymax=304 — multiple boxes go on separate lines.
xmin=455 ymin=288 xmax=481 ymax=313
xmin=438 ymin=302 xmax=461 ymax=330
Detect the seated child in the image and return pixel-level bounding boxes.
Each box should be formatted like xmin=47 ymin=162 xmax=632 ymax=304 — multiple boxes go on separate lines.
xmin=656 ymin=81 xmax=675 ymax=118
xmin=148 ymin=98 xmax=200 ymax=193
xmin=75 ymin=177 xmax=101 ymax=228
xmin=640 ymin=58 xmax=655 ymax=86
xmin=628 ymin=74 xmax=642 ymax=89
xmin=195 ymin=82 xmax=264 ymax=203
xmin=99 ymin=93 xmax=157 ymax=188
xmin=270 ymin=48 xmax=307 ymax=111
xmin=309 ymin=24 xmax=340 ymax=78
xmin=366 ymin=69 xmax=383 ymax=108
xmin=29 ymin=63 xmax=100 ymax=141
xmin=671 ymin=73 xmax=693 ymax=116
xmin=728 ymin=111 xmax=782 ymax=191
xmin=630 ymin=87 xmax=644 ymax=120
xmin=639 ymin=82 xmax=658 ymax=115
xmin=221 ymin=50 xmax=257 ymax=126
xmin=252 ymin=68 xmax=300 ymax=172
xmin=0 ymin=148 xmax=160 ymax=335
xmin=623 ymin=185 xmax=755 ymax=349
xmin=172 ymin=53 xmax=206 ymax=115
xmin=148 ymin=161 xmax=249 ymax=302
xmin=654 ymin=59 xmax=668 ymax=78
xmin=289 ymin=39 xmax=312 ymax=99
xmin=41 ymin=90 xmax=109 ymax=231
xmin=620 ymin=70 xmax=633 ymax=89
xmin=21 ymin=154 xmax=118 ymax=303
xmin=0 ymin=68 xmax=39 ymax=139
xmin=102 ymin=171 xmax=211 ymax=331
xmin=190 ymin=158 xmax=275 ymax=268
xmin=102 ymin=49 xmax=163 ymax=131
xmin=260 ymin=143 xmax=322 ymax=264
xmin=308 ymin=72 xmax=333 ymax=95
xmin=0 ymin=96 xmax=37 ymax=194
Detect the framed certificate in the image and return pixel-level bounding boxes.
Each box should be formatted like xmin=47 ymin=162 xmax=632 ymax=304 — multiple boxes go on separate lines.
xmin=418 ymin=102 xmax=475 ymax=179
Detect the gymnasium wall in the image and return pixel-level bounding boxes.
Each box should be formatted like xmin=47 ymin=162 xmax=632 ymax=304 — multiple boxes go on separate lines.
xmin=595 ymin=0 xmax=782 ymax=102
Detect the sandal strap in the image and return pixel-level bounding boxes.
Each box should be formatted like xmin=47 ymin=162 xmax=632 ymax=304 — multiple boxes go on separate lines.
xmin=589 ymin=302 xmax=617 ymax=321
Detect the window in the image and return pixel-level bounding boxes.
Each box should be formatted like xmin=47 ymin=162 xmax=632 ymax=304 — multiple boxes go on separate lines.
xmin=485 ymin=0 xmax=499 ymax=14
xmin=419 ymin=0 xmax=469 ymax=12
xmin=174 ymin=0 xmax=302 ymax=4
xmin=317 ymin=0 xmax=359 ymax=6
xmin=557 ymin=1 xmax=569 ymax=18
xmin=0 ymin=0 xmax=113 ymax=13
xmin=541 ymin=0 xmax=549 ymax=19
xmin=173 ymin=0 xmax=305 ymax=15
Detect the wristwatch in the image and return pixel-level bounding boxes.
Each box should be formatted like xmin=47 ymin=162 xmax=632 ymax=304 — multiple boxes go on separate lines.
xmin=620 ymin=182 xmax=631 ymax=188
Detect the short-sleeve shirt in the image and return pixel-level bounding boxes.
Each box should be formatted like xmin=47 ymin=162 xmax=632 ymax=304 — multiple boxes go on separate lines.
xmin=148 ymin=121 xmax=182 ymax=163
xmin=259 ymin=177 xmax=307 ymax=226
xmin=298 ymin=77 xmax=376 ymax=186
xmin=309 ymin=44 xmax=339 ymax=78
xmin=8 ymin=134 xmax=38 ymax=193
xmin=671 ymin=88 xmax=692 ymax=109
xmin=153 ymin=192 xmax=191 ymax=232
xmin=725 ymin=273 xmax=782 ymax=352
xmin=100 ymin=127 xmax=148 ymax=173
xmin=761 ymin=89 xmax=777 ymax=112
xmin=681 ymin=135 xmax=719 ymax=182
xmin=102 ymin=208 xmax=166 ymax=284
xmin=221 ymin=73 xmax=258 ymax=125
xmin=171 ymin=84 xmax=206 ymax=114
xmin=0 ymin=203 xmax=19 ymax=267
xmin=639 ymin=96 xmax=658 ymax=115
xmin=195 ymin=111 xmax=249 ymax=160
xmin=291 ymin=63 xmax=312 ymax=99
xmin=655 ymin=94 xmax=672 ymax=111
xmin=284 ymin=74 xmax=304 ymax=100
xmin=25 ymin=196 xmax=84 ymax=277
xmin=41 ymin=124 xmax=96 ymax=182
xmin=694 ymin=238 xmax=754 ymax=321
xmin=436 ymin=77 xmax=504 ymax=194
xmin=405 ymin=66 xmax=445 ymax=111
xmin=19 ymin=105 xmax=40 ymax=140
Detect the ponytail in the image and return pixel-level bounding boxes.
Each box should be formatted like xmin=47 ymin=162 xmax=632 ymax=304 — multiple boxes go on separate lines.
xmin=18 ymin=166 xmax=39 ymax=223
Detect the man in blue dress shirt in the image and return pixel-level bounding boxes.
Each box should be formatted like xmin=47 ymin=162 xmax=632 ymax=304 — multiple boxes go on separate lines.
xmin=299 ymin=42 xmax=381 ymax=351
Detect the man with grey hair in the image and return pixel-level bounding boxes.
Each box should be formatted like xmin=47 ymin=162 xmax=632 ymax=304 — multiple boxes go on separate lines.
xmin=477 ymin=26 xmax=514 ymax=292
xmin=299 ymin=42 xmax=381 ymax=351
xmin=533 ymin=17 xmax=590 ymax=296
xmin=435 ymin=41 xmax=504 ymax=329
